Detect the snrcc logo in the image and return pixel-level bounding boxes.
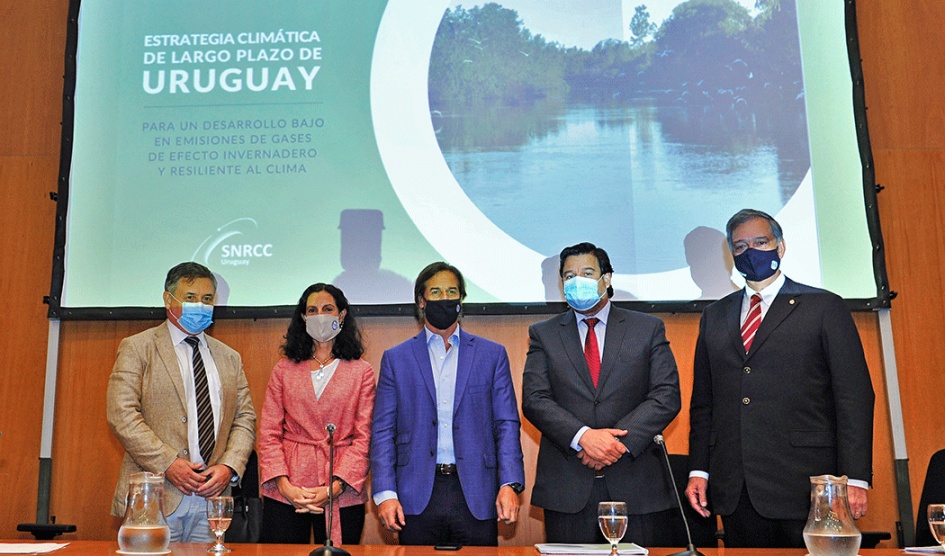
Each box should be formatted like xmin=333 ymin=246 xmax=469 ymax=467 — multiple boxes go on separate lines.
xmin=191 ymin=218 xmax=274 ymax=268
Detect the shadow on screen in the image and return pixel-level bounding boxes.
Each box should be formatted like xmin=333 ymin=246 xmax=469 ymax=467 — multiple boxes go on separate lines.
xmin=332 ymin=209 xmax=413 ymax=304
xmin=684 ymin=226 xmax=738 ymax=300
xmin=212 ymin=273 xmax=230 ymax=307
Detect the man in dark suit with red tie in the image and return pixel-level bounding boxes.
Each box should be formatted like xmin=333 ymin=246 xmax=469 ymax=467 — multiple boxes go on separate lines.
xmin=685 ymin=209 xmax=875 ymax=548
xmin=523 ymin=242 xmax=681 ymax=545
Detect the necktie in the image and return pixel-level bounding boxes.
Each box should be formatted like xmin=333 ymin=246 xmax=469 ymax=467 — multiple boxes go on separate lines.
xmin=184 ymin=336 xmax=215 ymax=464
xmin=583 ymin=318 xmax=601 ymax=388
xmin=741 ymin=294 xmax=762 ymax=353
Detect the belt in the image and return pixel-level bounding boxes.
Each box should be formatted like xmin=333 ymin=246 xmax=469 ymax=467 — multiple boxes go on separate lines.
xmin=595 ymin=469 xmax=605 ymax=478
xmin=436 ymin=463 xmax=457 ymax=475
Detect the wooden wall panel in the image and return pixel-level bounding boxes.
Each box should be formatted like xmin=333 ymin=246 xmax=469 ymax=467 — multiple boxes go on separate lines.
xmin=0 ymin=157 xmax=58 ymax=538
xmin=0 ymin=0 xmax=68 ymax=155
xmin=0 ymin=0 xmax=69 ymax=536
xmin=870 ymin=149 xmax=945 ymax=519
xmin=46 ymin=311 xmax=896 ymax=546
xmin=856 ymin=1 xmax=945 ymax=150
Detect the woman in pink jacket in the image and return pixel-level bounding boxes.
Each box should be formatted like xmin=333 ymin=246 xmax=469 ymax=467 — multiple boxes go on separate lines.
xmin=259 ymin=283 xmax=375 ymax=545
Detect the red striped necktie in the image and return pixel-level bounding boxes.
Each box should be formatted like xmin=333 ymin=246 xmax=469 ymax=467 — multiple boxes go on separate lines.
xmin=741 ymin=294 xmax=762 ymax=353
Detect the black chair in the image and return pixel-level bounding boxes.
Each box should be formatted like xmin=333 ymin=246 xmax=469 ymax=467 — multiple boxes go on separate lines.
xmin=915 ymin=448 xmax=945 ymax=546
xmin=667 ymin=454 xmax=720 ymax=547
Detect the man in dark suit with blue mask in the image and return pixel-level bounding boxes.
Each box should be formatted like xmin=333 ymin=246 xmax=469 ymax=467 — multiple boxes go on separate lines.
xmin=685 ymin=209 xmax=875 ymax=548
xmin=370 ymin=261 xmax=526 ymax=546
xmin=523 ymin=242 xmax=681 ymax=545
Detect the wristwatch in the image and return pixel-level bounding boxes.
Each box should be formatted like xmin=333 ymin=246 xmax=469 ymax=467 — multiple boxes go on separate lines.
xmin=508 ymin=482 xmax=525 ymax=494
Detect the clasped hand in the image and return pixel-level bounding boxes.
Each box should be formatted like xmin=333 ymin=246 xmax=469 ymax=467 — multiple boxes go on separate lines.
xmin=276 ymin=476 xmax=329 ymax=514
xmin=165 ymin=458 xmax=232 ymax=497
xmin=578 ymin=428 xmax=628 ymax=469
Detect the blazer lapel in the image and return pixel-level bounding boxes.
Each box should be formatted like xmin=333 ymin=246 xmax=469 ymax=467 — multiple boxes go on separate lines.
xmin=746 ymin=280 xmax=801 ymax=359
xmin=410 ymin=331 xmax=438 ymax=405
xmin=452 ymin=330 xmax=475 ymax=416
xmin=558 ymin=312 xmax=596 ymax=393
xmin=597 ymin=308 xmax=627 ymax=393
xmin=725 ymin=291 xmax=746 ymax=360
xmin=155 ymin=322 xmax=188 ymax=411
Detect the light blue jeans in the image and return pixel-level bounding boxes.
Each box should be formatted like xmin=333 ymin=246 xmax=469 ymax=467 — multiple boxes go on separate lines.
xmin=166 ymin=494 xmax=214 ymax=544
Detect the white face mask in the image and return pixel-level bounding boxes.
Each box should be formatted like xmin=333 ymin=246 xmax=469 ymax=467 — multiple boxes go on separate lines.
xmin=304 ymin=314 xmax=343 ymax=343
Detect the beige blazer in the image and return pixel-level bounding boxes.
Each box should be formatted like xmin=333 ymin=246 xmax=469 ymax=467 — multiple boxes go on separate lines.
xmin=107 ymin=322 xmax=257 ymax=516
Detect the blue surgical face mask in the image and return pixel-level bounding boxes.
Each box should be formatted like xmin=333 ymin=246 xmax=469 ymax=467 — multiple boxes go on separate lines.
xmin=563 ymin=275 xmax=604 ymax=312
xmin=169 ymin=293 xmax=214 ymax=334
xmin=733 ymin=247 xmax=781 ymax=283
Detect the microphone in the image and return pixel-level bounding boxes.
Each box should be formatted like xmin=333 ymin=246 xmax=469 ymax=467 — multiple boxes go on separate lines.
xmin=654 ymin=435 xmax=705 ymax=556
xmin=310 ymin=424 xmax=349 ymax=556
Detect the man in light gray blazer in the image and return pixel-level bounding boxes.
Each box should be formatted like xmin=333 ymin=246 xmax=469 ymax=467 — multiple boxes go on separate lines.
xmin=107 ymin=262 xmax=256 ymax=542
xmin=523 ymin=242 xmax=681 ymax=546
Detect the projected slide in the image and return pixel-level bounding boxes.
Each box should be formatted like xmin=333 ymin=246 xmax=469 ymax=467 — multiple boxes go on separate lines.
xmin=58 ymin=0 xmax=876 ymax=311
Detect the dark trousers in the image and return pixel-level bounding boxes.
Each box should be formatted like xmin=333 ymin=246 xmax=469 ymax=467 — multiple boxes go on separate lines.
xmin=721 ymin=485 xmax=805 ymax=548
xmin=260 ymin=498 xmax=365 ymax=545
xmin=544 ymin=476 xmax=677 ymax=547
xmin=399 ymin=473 xmax=498 ymax=546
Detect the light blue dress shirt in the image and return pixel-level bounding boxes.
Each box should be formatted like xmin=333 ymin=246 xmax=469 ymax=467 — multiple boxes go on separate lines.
xmin=372 ymin=325 xmax=461 ymax=506
xmin=426 ymin=325 xmax=461 ymax=465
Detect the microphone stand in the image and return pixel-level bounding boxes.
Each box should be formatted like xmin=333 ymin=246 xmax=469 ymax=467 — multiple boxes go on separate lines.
xmin=310 ymin=424 xmax=349 ymax=556
xmin=654 ymin=435 xmax=705 ymax=556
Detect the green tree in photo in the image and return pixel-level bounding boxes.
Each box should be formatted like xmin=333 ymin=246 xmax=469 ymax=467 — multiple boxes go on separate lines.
xmin=629 ymin=5 xmax=657 ymax=46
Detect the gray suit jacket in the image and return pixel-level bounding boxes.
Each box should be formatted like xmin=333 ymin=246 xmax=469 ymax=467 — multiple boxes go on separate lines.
xmin=107 ymin=322 xmax=257 ymax=516
xmin=522 ymin=305 xmax=681 ymax=514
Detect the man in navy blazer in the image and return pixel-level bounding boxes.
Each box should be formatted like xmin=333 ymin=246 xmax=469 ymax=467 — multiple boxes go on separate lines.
xmin=523 ymin=243 xmax=681 ymax=546
xmin=370 ymin=262 xmax=526 ymax=546
xmin=685 ymin=209 xmax=875 ymax=548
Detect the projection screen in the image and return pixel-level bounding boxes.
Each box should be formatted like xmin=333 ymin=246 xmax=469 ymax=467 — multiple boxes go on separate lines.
xmin=48 ymin=0 xmax=888 ymax=318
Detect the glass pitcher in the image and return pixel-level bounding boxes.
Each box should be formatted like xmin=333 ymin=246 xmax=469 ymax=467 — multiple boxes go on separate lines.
xmin=803 ymin=474 xmax=861 ymax=556
xmin=118 ymin=472 xmax=171 ymax=553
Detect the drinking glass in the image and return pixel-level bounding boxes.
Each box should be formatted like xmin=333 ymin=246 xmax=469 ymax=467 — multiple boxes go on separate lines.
xmin=929 ymin=504 xmax=945 ymax=549
xmin=598 ymin=501 xmax=628 ymax=556
xmin=206 ymin=496 xmax=234 ymax=553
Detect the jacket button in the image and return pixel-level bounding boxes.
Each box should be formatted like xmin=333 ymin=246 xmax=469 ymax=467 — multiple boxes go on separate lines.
xmin=594 ymin=400 xmax=601 ymax=406
xmin=430 ymin=451 xmax=435 ymax=457
xmin=183 ymin=449 xmax=189 ymax=455
xmin=743 ymin=367 xmax=751 ymax=374
xmin=742 ymin=397 xmax=750 ymax=405
xmin=182 ymin=416 xmax=187 ymax=422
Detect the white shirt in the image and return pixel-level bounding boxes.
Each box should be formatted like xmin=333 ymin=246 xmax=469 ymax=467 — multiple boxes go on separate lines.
xmin=166 ymin=321 xmax=223 ymax=468
xmin=571 ymin=301 xmax=612 ymax=451
xmin=310 ymin=358 xmax=340 ymax=400
xmin=739 ymin=271 xmax=786 ymax=323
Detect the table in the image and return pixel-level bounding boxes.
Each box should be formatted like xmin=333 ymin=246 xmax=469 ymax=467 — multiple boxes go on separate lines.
xmin=0 ymin=541 xmax=911 ymax=556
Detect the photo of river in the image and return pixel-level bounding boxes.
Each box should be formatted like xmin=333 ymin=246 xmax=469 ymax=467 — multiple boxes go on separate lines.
xmin=429 ymin=0 xmax=810 ymax=274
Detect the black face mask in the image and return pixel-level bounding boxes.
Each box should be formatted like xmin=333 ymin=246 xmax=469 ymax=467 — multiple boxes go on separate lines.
xmin=423 ymin=298 xmax=462 ymax=330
